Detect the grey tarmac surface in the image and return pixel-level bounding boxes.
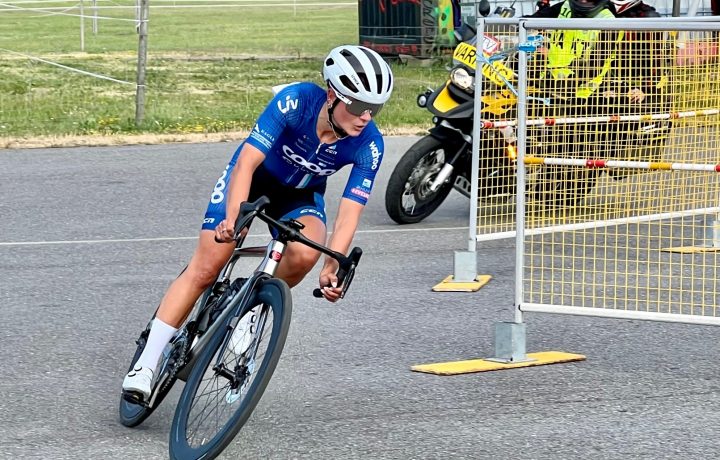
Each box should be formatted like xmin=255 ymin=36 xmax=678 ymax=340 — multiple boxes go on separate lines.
xmin=1 ymin=137 xmax=720 ymax=460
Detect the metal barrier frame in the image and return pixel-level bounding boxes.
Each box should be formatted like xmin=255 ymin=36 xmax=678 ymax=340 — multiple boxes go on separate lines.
xmin=459 ymin=14 xmax=720 ymax=360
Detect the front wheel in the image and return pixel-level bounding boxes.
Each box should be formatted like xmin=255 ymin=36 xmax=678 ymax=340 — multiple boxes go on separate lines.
xmin=385 ymin=135 xmax=456 ymax=224
xmin=169 ymin=278 xmax=292 ymax=460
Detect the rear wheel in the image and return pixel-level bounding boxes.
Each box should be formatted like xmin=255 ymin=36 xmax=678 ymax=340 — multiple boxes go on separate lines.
xmin=169 ymin=278 xmax=292 ymax=460
xmin=119 ymin=286 xmax=213 ymax=427
xmin=118 ymin=315 xmax=180 ymax=427
xmin=385 ymin=135 xmax=456 ymax=224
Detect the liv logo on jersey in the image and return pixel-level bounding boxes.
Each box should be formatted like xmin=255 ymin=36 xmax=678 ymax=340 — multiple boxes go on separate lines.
xmin=277 ymin=95 xmax=299 ymax=114
xmin=281 ymin=145 xmax=336 ymax=176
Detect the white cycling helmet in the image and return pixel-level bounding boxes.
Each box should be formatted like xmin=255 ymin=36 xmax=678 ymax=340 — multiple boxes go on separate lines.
xmin=323 ymin=45 xmax=393 ymax=117
xmin=611 ymin=0 xmax=641 ymax=14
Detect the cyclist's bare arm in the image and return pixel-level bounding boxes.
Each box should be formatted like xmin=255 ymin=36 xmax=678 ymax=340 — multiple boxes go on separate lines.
xmin=216 ymin=145 xmax=266 ymax=243
xmin=319 ymin=198 xmax=363 ymax=302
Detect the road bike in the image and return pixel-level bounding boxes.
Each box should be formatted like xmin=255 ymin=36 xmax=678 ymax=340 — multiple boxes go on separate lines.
xmin=119 ymin=195 xmax=362 ymax=459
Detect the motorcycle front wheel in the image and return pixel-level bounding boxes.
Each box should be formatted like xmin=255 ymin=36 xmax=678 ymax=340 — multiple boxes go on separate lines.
xmin=385 ymin=135 xmax=456 ymax=224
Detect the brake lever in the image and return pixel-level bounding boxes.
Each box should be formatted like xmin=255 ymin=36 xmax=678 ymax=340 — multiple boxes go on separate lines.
xmin=312 ymin=247 xmax=362 ymax=299
xmin=311 ymin=263 xmax=356 ymax=299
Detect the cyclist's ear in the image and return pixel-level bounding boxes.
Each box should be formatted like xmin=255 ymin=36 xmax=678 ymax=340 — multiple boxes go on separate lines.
xmin=326 ymin=87 xmax=338 ymax=106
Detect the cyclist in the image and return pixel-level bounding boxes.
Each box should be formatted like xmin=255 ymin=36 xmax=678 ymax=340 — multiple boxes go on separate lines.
xmin=122 ymin=45 xmax=394 ymax=401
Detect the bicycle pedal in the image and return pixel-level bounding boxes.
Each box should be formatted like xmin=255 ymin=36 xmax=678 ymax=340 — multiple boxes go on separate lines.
xmin=121 ymin=390 xmax=149 ymax=407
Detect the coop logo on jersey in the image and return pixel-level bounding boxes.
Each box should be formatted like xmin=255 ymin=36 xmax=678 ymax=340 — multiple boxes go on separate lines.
xmin=249 ymin=123 xmax=273 ymax=149
xmin=281 ymin=145 xmax=336 ymax=176
xmin=277 ymin=95 xmax=299 ymax=114
xmin=369 ymin=141 xmax=381 ymax=170
xmin=325 ymin=144 xmax=338 ymax=155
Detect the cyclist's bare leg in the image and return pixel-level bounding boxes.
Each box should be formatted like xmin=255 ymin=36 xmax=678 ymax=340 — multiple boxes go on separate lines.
xmin=156 ymin=229 xmax=235 ymax=328
xmin=274 ymin=215 xmax=326 ymax=287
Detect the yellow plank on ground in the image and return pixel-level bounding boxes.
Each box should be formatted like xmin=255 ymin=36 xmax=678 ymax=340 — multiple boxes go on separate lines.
xmin=661 ymin=246 xmax=720 ymax=253
xmin=431 ymin=275 xmax=492 ymax=292
xmin=411 ymin=351 xmax=586 ymax=375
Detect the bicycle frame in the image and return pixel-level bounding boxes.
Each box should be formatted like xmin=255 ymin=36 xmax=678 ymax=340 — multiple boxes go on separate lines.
xmin=175 ymin=241 xmax=281 ymax=382
xmin=174 ymin=196 xmax=361 ymax=382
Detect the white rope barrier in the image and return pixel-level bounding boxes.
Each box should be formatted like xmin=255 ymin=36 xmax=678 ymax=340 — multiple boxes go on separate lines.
xmin=481 ymin=108 xmax=720 ymax=129
xmin=0 ymin=1 xmax=354 ymax=10
xmin=0 ymin=48 xmax=136 ymax=85
xmin=525 ymin=157 xmax=720 ymax=172
xmin=0 ymin=1 xmax=145 ymax=20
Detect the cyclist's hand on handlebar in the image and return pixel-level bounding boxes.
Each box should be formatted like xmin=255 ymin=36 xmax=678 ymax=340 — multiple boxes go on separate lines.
xmin=214 ymin=218 xmax=236 ymax=243
xmin=318 ymin=265 xmax=342 ymax=303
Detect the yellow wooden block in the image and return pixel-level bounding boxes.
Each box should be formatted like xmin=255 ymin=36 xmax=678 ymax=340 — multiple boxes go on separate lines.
xmin=661 ymin=246 xmax=720 ymax=254
xmin=411 ymin=351 xmax=586 ymax=375
xmin=431 ymin=275 xmax=492 ymax=292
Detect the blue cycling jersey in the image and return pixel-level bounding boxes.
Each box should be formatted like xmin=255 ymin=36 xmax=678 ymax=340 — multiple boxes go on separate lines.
xmin=231 ymin=82 xmax=384 ymax=206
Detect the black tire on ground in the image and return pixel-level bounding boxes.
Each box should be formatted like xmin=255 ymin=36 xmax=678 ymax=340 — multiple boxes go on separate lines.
xmin=119 ymin=282 xmax=211 ymax=428
xmin=385 ymin=135 xmax=455 ymax=224
xmin=118 ymin=314 xmax=178 ymax=428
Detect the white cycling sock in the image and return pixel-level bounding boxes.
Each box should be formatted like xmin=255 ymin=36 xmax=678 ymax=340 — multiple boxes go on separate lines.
xmin=134 ymin=318 xmax=178 ymax=373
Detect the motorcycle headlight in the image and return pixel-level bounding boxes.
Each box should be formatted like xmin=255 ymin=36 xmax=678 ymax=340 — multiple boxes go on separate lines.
xmin=450 ymin=67 xmax=475 ymax=93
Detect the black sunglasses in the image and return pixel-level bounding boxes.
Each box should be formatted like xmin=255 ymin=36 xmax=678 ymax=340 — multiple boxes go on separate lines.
xmin=333 ymin=90 xmax=384 ymax=117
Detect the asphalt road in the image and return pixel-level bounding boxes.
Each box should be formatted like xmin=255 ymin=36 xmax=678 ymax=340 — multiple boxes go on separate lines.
xmin=2 ymin=137 xmax=720 ymax=460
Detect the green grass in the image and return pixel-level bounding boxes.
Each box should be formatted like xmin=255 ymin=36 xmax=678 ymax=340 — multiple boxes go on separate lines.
xmin=0 ymin=1 xmax=449 ymax=138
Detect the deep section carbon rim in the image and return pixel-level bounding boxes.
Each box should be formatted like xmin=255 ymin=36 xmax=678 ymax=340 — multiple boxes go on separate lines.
xmin=170 ymin=279 xmax=291 ymax=460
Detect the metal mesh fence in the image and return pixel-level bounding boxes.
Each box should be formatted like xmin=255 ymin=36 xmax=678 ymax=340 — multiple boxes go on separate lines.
xmin=500 ymin=21 xmax=720 ymax=321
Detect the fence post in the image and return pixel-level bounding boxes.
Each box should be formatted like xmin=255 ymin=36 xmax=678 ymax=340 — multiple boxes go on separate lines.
xmin=135 ymin=0 xmax=149 ymax=127
xmin=490 ymin=18 xmax=530 ymax=363
xmin=79 ymin=0 xmax=85 ymax=52
xmin=451 ymin=0 xmax=485 ymax=283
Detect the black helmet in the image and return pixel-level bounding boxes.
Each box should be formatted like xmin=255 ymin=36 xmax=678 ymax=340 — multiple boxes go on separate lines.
xmin=568 ymin=0 xmax=609 ymax=17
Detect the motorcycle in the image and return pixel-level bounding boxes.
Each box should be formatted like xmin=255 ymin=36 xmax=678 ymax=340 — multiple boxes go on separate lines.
xmin=384 ymin=11 xmax=672 ymax=224
xmin=384 ymin=15 xmax=526 ymax=225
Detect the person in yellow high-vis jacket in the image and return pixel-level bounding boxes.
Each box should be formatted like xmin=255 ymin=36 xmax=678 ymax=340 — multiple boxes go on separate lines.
xmin=527 ymin=0 xmax=623 ymax=101
xmin=523 ymin=0 xmax=625 ymax=207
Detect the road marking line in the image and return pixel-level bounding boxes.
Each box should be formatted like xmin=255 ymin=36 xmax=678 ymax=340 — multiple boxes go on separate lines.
xmin=0 ymin=226 xmax=468 ymax=247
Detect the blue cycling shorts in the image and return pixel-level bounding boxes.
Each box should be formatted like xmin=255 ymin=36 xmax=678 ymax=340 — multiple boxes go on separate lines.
xmin=202 ymin=163 xmax=327 ymax=232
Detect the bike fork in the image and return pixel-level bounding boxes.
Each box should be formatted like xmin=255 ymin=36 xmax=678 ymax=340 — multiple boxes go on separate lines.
xmin=429 ymin=141 xmax=469 ymax=192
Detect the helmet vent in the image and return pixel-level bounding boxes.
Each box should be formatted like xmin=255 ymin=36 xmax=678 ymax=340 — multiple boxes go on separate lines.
xmin=339 ymin=75 xmax=359 ymax=94
xmin=360 ymin=47 xmax=383 ymax=94
xmin=385 ymin=72 xmax=393 ymax=94
xmin=341 ymin=49 xmax=371 ymax=93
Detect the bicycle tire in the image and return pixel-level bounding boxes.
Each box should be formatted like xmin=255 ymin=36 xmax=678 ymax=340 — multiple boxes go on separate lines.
xmin=118 ymin=316 xmax=176 ymax=427
xmin=119 ymin=286 xmax=213 ymax=427
xmin=169 ymin=278 xmax=292 ymax=460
